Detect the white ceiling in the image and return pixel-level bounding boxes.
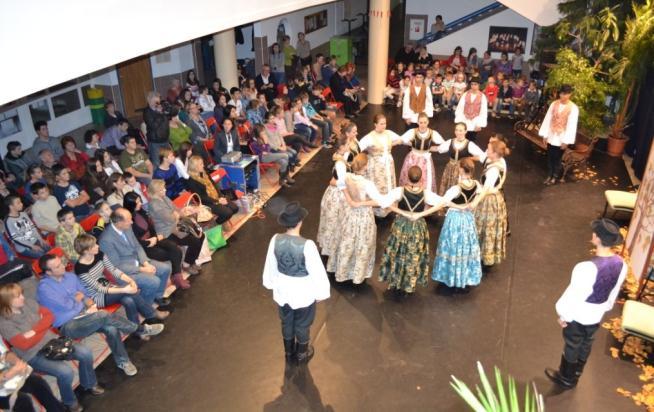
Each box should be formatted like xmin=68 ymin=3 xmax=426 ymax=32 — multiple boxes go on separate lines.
xmin=498 ymin=0 xmax=562 ymax=26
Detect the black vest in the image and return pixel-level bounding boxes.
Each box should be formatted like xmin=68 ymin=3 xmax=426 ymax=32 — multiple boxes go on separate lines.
xmin=398 ymin=189 xmax=425 ymax=212
xmin=452 ymin=183 xmax=478 ymax=205
xmin=448 ymin=139 xmax=470 ymax=160
xmin=274 ymin=234 xmax=308 ymax=277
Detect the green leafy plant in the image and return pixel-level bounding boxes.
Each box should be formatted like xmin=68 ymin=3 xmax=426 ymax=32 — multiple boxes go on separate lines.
xmin=451 ymin=362 xmax=544 ymax=412
xmin=546 ymin=48 xmax=609 ymax=137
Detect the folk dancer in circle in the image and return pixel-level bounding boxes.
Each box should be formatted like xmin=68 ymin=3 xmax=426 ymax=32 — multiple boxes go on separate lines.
xmin=327 ymin=154 xmax=385 ymax=284
xmin=454 ymin=76 xmax=488 ymax=142
xmin=358 ymin=114 xmax=402 ymax=217
xmin=340 ymin=120 xmax=360 ymax=166
xmin=436 ymin=122 xmax=485 ymax=195
xmin=398 ymin=112 xmax=444 ymax=192
xmin=538 ymin=84 xmax=578 ymax=185
xmin=402 ymin=71 xmax=434 ymax=129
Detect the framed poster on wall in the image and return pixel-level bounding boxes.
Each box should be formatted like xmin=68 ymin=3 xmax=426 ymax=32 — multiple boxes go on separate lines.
xmin=488 ymin=26 xmax=528 ymax=53
xmin=304 ymin=10 xmax=328 ymax=34
xmin=409 ymin=18 xmax=426 ymax=40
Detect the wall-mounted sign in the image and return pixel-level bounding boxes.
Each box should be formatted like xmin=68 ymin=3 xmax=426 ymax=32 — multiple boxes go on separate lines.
xmin=305 ymin=10 xmax=328 ymax=34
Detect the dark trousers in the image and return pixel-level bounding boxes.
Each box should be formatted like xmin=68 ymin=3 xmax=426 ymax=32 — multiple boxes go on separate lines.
xmin=562 ymin=321 xmax=600 ymax=363
xmin=547 ymin=143 xmax=564 ymax=179
xmin=169 ymin=232 xmax=206 ymax=264
xmin=283 ymin=134 xmax=312 ymax=152
xmin=278 ymin=302 xmax=316 ymax=343
xmin=144 ymin=238 xmax=184 ymax=274
xmin=466 ymin=131 xmax=478 ymax=142
xmin=343 ymin=97 xmax=360 ymax=116
xmin=0 ymin=375 xmax=64 ymax=412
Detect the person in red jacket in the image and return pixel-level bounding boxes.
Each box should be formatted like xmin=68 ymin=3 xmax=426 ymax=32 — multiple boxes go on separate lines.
xmin=445 ymin=46 xmax=467 ymax=72
xmin=0 ymin=283 xmax=103 ymax=412
xmin=58 ymin=136 xmax=90 ymax=181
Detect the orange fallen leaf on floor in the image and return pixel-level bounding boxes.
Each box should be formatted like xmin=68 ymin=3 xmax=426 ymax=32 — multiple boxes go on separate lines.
xmin=611 ymin=347 xmax=620 ymax=358
xmin=618 ymin=387 xmax=632 ymax=397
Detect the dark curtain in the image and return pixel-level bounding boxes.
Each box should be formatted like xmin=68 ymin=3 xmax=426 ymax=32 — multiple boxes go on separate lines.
xmin=626 ymin=70 xmax=654 ymax=180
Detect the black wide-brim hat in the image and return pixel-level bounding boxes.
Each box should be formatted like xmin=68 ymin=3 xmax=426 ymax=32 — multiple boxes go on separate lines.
xmin=277 ymin=201 xmax=308 ymax=227
xmin=591 ymin=218 xmax=623 ymax=246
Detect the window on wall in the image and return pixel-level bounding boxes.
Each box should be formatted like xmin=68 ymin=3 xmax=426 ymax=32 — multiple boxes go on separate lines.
xmin=51 ymin=89 xmax=81 ymax=118
xmin=29 ymin=99 xmax=51 ymax=124
xmin=0 ymin=109 xmax=22 ymax=139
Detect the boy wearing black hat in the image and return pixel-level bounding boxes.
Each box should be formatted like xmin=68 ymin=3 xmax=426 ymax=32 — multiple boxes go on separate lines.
xmin=263 ymin=201 xmax=330 ymax=364
xmin=454 ymin=76 xmax=488 ymax=142
xmin=538 ymin=84 xmax=579 ymax=185
xmin=545 ymin=218 xmax=626 ymax=389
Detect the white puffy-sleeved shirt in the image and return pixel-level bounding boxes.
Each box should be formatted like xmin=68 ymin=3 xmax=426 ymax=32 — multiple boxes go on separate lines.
xmin=399 ymin=128 xmax=445 ymax=147
xmin=358 ymin=130 xmax=402 ymax=153
xmin=442 ymin=181 xmax=480 ymax=203
xmin=379 ymin=187 xmax=443 ymax=209
xmin=262 ymin=234 xmax=331 ymax=309
xmin=333 ymin=159 xmax=348 ymax=190
xmin=555 ymin=258 xmax=627 ymax=325
xmin=402 ymin=85 xmax=434 ymax=123
xmin=454 ymin=91 xmax=488 ymax=131
xmin=538 ymin=101 xmax=579 ymax=146
xmin=481 ymin=158 xmax=507 ymax=190
xmin=436 ymin=139 xmax=485 ymax=158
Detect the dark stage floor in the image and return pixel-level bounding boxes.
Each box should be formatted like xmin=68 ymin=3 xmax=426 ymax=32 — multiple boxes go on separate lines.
xmin=84 ymin=106 xmax=640 ymax=411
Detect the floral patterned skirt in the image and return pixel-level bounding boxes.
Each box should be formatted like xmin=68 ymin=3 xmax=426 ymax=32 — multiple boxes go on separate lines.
xmin=326 ymin=206 xmax=376 ymax=284
xmin=439 ymin=160 xmax=460 ymax=195
xmin=379 ymin=215 xmax=430 ymax=293
xmin=474 ymin=191 xmax=507 ymax=266
xmin=317 ymin=185 xmax=346 ymax=256
xmin=399 ymin=151 xmax=437 ymax=192
xmin=432 ymin=208 xmax=482 ymax=288
xmin=365 ymin=154 xmax=395 ymax=217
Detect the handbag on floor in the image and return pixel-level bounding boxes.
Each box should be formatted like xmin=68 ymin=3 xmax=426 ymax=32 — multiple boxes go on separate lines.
xmin=181 ymin=193 xmax=214 ymax=223
xmin=176 ymin=217 xmax=203 ymax=239
xmin=38 ymin=337 xmax=75 ymax=361
xmin=205 ymin=225 xmax=227 ymax=251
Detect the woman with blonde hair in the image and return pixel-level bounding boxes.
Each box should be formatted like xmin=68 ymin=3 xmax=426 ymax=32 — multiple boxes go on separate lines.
xmin=398 ymin=112 xmax=444 ymax=191
xmin=340 ymin=120 xmax=360 ymax=165
xmin=0 ymin=283 xmax=102 ymax=411
xmin=473 ymin=139 xmax=510 ymax=267
xmin=327 ymin=153 xmax=386 ymax=284
xmin=186 ymin=156 xmax=239 ymax=224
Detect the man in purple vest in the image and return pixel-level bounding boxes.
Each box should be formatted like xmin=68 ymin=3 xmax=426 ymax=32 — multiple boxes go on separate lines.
xmin=545 ymin=218 xmax=627 ymax=388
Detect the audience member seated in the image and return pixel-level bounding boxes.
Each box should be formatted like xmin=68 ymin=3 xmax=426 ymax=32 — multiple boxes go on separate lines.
xmin=101 ymin=119 xmax=129 ymax=156
xmin=269 ymin=43 xmax=286 ymax=84
xmin=395 ymin=44 xmax=417 ymax=65
xmin=54 ymin=209 xmax=85 ymax=263
xmin=213 ymin=94 xmax=228 ymax=125
xmin=28 ymin=121 xmax=63 ymax=165
xmin=321 ymin=56 xmax=338 ymax=86
xmin=175 ymin=143 xmax=193 ymax=179
xmin=312 ymin=54 xmax=325 ymax=84
xmin=4 ymin=196 xmax=51 ymax=258
xmin=123 ymin=192 xmax=192 ymax=290
xmin=451 ymin=72 xmax=468 ymax=107
xmin=184 ymin=103 xmax=213 ymax=162
xmin=186 ymin=70 xmax=200 ymax=98
xmin=416 ymin=46 xmax=433 ymax=68
xmin=251 ymin=125 xmax=294 ymax=187
xmin=246 ymin=100 xmax=264 ymax=126
xmin=143 ymin=92 xmax=170 ymax=167
xmin=185 ymin=157 xmax=239 ymax=224
xmin=97 ymin=148 xmax=123 ymax=177
xmin=255 ymin=64 xmax=278 ymax=103
xmin=242 ymin=78 xmax=258 ymax=102
xmin=84 ymin=129 xmax=101 ymax=157
xmin=106 ymin=173 xmax=129 ymax=209
xmin=38 ymin=149 xmax=59 ymax=186
xmin=82 ymin=157 xmax=109 ymax=204
xmin=153 ymin=147 xmax=186 ymax=199
xmin=213 ymin=118 xmax=241 ymax=161
xmin=24 ymin=164 xmax=46 ymax=204
xmin=269 ymin=106 xmax=314 ymax=153
xmin=166 ymin=79 xmax=182 ymax=104
xmin=119 ymin=135 xmax=153 ymax=184
xmin=124 ymin=173 xmax=149 ymax=210
xmin=209 ymin=78 xmax=229 ymax=103
xmin=494 ymin=78 xmax=514 ymax=119
xmin=431 ymin=15 xmax=445 ymax=34
xmin=29 ymin=183 xmax=61 ymax=234
xmin=329 ymin=66 xmax=360 ymax=118
xmin=4 ymin=141 xmax=29 ymax=186
xmin=0 ymin=336 xmax=65 ymax=412
xmin=90 ymin=202 xmax=111 ymax=239
xmin=0 ymin=283 xmax=101 ymax=412
xmin=52 ymin=165 xmax=92 ymax=220
xmin=36 ymin=254 xmax=139 ymax=376
xmin=98 ymin=209 xmax=172 ymax=309
xmin=228 ymin=88 xmax=245 ymax=119
xmin=59 ymin=136 xmax=90 ymax=181
xmin=445 ymin=46 xmax=466 ymax=72
xmin=484 ymin=76 xmax=499 ymax=110
xmin=494 ymin=52 xmax=512 ymax=77
xmin=0 ymin=179 xmax=20 ymax=221
xmin=168 ymin=106 xmax=192 ymax=152
xmin=292 ymin=98 xmax=319 ymax=143
xmin=146 ymin=180 xmax=206 ymax=274
xmin=74 ymin=234 xmax=168 ymax=338
xmin=263 ymin=113 xmax=299 ymax=168
xmin=301 ymin=92 xmax=333 ymax=147
xmin=103 ymin=101 xmax=126 ymax=129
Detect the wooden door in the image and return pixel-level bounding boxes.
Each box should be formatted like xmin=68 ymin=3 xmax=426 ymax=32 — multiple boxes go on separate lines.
xmin=117 ymin=56 xmax=153 ymax=118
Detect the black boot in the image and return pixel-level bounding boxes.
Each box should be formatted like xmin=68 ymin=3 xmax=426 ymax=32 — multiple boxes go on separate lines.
xmin=545 ymin=355 xmax=578 ymax=389
xmin=279 ymin=171 xmax=292 ymax=187
xmin=574 ymin=358 xmax=587 ymax=383
xmin=283 ymin=339 xmax=296 ymax=362
xmin=296 ymin=341 xmax=315 ymax=364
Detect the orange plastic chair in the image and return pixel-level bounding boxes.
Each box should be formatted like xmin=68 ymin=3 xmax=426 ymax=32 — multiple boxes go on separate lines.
xmin=203 ymin=139 xmax=216 ymax=166
xmin=80 ymin=214 xmax=100 ymax=233
xmin=322 ymin=87 xmax=344 ymax=112
xmin=45 ymin=233 xmax=56 ymax=247
xmin=31 ymin=247 xmax=68 ymax=275
xmin=173 ymin=191 xmax=193 ymax=209
xmin=248 ymin=143 xmax=280 ymax=186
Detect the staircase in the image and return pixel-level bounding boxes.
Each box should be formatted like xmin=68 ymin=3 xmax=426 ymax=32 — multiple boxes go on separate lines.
xmin=417 ymin=2 xmax=508 ymax=45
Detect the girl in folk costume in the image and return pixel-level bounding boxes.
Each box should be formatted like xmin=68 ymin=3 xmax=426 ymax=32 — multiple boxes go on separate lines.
xmin=473 ymin=139 xmax=510 ymax=267
xmin=377 ymin=166 xmax=444 ymax=294
xmin=538 ymin=84 xmax=578 ymax=185
xmin=316 ymin=137 xmax=350 ymax=257
xmin=436 ymin=122 xmax=485 ymax=195
xmin=402 ymin=71 xmax=434 ymax=128
xmin=341 ymin=120 xmax=361 ymax=165
xmin=327 ymin=154 xmax=385 ymax=284
xmin=429 ymin=158 xmax=483 ymax=291
xmin=454 ymin=76 xmax=488 ymax=142
xmin=359 ymin=114 xmax=402 ymax=217
xmin=398 ymin=112 xmax=445 ymax=192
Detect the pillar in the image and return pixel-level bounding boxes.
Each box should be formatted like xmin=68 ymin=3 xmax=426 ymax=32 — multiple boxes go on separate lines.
xmin=213 ymin=29 xmax=239 ymax=89
xmin=367 ymin=0 xmax=391 ymax=105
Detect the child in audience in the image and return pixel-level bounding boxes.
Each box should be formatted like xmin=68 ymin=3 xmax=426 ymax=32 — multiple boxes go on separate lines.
xmin=246 ymin=100 xmax=264 ymax=126
xmin=450 ymin=72 xmax=468 ymax=107
xmin=512 ymin=47 xmax=524 ymax=78
xmin=251 ymin=125 xmax=295 ymax=187
xmin=30 ymin=183 xmax=61 ymax=234
xmin=398 ymin=74 xmax=412 ymax=108
xmin=52 ymin=165 xmax=92 ymax=220
xmin=384 ymin=68 xmax=401 ymax=103
xmin=54 ymin=209 xmax=85 ymax=263
xmin=442 ymin=70 xmax=455 ymax=109
xmin=106 ymin=173 xmax=130 ymax=209
xmin=24 ymin=164 xmax=46 ymax=204
xmin=523 ymin=80 xmax=540 ymax=120
xmin=301 ymin=92 xmax=333 ymax=147
xmin=228 ymin=88 xmax=245 ymax=118
xmin=3 ymin=196 xmax=51 ymax=258
xmin=480 ymin=50 xmax=493 ymax=83
xmin=59 ymin=136 xmax=90 ymax=181
xmin=431 ymin=74 xmax=445 ymax=111
xmin=84 ymin=129 xmax=101 ymax=157
xmin=91 ymin=201 xmax=111 ymax=238
xmin=292 ymin=98 xmax=319 ymax=144
xmin=484 ymin=76 xmax=499 ymax=110
xmin=511 ymin=77 xmax=527 ymax=116
xmin=495 ymin=78 xmax=515 ymax=118
xmin=404 ymin=62 xmax=415 ymax=77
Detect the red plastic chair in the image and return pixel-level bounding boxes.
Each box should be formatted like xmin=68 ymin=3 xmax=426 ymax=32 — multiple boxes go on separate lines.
xmin=322 ymin=87 xmax=344 ymax=113
xmin=204 ymin=139 xmax=216 ymax=166
xmin=80 ymin=214 xmax=100 ymax=233
xmin=248 ymin=143 xmax=280 ymax=186
xmin=173 ymin=191 xmax=193 ymax=209
xmin=31 ymin=247 xmax=69 ymax=275
xmin=45 ymin=233 xmax=56 ymax=247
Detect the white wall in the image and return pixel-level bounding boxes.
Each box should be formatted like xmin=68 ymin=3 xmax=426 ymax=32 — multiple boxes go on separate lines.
xmin=406 ymin=0 xmax=495 ymax=27
xmin=426 ymin=8 xmax=535 ymax=57
xmin=150 ymin=43 xmax=196 ymax=79
xmin=236 ymin=26 xmax=256 ymax=60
